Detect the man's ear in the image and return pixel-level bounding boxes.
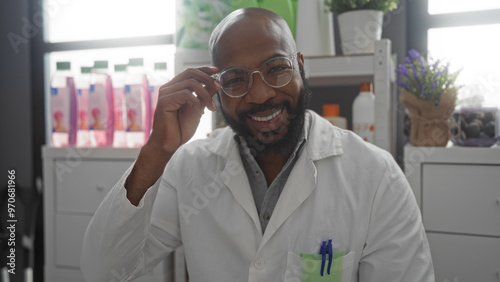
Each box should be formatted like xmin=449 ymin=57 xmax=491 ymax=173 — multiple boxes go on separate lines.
xmin=297 ymin=52 xmax=305 ymax=72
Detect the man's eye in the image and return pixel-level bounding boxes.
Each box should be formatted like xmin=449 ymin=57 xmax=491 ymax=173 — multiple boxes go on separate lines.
xmin=268 ymin=65 xmax=290 ymax=74
xmin=223 ymin=77 xmax=246 ymax=87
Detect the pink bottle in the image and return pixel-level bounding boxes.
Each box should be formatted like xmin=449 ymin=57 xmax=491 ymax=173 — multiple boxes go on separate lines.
xmin=50 ymin=61 xmax=77 ymax=147
xmin=89 ymin=60 xmax=114 ymax=147
xmin=124 ymin=58 xmax=151 ymax=148
xmin=149 ymin=62 xmax=171 ymax=126
xmin=112 ymin=64 xmax=127 ymax=147
xmin=75 ymin=66 xmax=92 ymax=147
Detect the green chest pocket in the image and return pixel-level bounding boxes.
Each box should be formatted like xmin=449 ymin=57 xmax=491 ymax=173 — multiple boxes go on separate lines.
xmin=284 ymin=251 xmax=355 ymax=282
xmin=300 ymin=252 xmax=345 ymax=281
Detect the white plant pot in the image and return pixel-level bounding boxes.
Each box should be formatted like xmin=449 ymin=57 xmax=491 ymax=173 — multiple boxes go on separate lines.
xmin=296 ymin=0 xmax=335 ymax=57
xmin=337 ymin=10 xmax=383 ymax=55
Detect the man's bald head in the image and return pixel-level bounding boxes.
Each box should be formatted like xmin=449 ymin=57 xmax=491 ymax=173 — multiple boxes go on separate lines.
xmin=208 ymin=7 xmax=296 ymax=66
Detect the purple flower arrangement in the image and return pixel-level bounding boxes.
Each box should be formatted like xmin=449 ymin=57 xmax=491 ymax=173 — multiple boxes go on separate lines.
xmin=396 ymin=49 xmax=460 ymax=106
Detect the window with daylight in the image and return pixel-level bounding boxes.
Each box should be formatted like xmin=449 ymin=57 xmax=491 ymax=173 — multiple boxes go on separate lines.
xmin=408 ymin=1 xmax=500 ymax=108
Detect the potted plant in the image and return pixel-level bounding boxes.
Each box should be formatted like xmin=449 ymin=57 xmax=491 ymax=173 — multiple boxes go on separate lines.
xmin=396 ymin=49 xmax=461 ymax=146
xmin=324 ymin=0 xmax=398 ymax=55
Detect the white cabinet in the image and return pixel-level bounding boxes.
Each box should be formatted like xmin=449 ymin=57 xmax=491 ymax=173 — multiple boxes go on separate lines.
xmin=42 ymin=147 xmax=179 ymax=282
xmin=404 ymin=145 xmax=500 ymax=282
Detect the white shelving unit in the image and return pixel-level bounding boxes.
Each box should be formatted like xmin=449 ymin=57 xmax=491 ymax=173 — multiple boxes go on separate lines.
xmin=303 ymin=39 xmax=395 ymax=154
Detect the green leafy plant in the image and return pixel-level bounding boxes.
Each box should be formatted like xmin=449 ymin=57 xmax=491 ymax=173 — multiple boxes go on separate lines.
xmin=324 ymin=0 xmax=398 ymax=14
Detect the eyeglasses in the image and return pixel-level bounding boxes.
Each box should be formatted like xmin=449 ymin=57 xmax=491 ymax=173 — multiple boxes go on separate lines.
xmin=212 ymin=52 xmax=298 ymax=98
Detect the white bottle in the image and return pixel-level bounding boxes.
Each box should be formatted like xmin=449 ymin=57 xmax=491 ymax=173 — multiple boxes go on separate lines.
xmin=112 ymin=64 xmax=127 ymax=147
xmin=352 ymin=82 xmax=375 ymax=142
xmin=149 ymin=62 xmax=171 ymax=126
xmin=50 ymin=61 xmax=77 ymax=147
xmin=322 ymin=104 xmax=347 ymax=129
xmin=75 ymin=66 xmax=92 ymax=147
xmin=124 ymin=58 xmax=151 ymax=148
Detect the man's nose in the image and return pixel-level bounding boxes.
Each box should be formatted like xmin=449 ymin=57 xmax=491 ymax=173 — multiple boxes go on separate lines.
xmin=244 ymin=71 xmax=276 ymax=104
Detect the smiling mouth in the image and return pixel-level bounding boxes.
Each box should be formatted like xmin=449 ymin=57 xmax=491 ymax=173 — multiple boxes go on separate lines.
xmin=249 ymin=108 xmax=283 ymax=122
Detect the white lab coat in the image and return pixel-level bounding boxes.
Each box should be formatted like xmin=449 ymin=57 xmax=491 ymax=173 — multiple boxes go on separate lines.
xmin=81 ymin=110 xmax=434 ymax=282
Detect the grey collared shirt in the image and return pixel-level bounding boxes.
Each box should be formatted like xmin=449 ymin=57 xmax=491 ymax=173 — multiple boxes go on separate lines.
xmin=236 ymin=113 xmax=311 ymax=233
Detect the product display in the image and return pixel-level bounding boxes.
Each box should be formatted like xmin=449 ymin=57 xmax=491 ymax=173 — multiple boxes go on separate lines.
xmin=112 ymin=64 xmax=127 ymax=147
xmin=352 ymin=82 xmax=375 ymax=142
xmin=50 ymin=61 xmax=77 ymax=147
xmin=149 ymin=62 xmax=171 ymax=126
xmin=89 ymin=60 xmax=114 ymax=147
xmin=75 ymin=66 xmax=91 ymax=147
xmin=48 ymin=58 xmax=164 ymax=148
xmin=124 ymin=58 xmax=151 ymax=148
xmin=322 ymin=104 xmax=347 ymax=129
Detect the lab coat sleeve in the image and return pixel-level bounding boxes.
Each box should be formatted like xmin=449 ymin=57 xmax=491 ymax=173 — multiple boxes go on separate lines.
xmin=81 ymin=164 xmax=182 ymax=282
xmin=358 ymin=155 xmax=435 ymax=282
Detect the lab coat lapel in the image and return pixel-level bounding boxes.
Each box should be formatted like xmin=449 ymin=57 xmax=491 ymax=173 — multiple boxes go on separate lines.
xmin=256 ymin=111 xmax=344 ymax=253
xmin=220 ymin=141 xmax=263 ymax=235
xmin=257 ymin=151 xmax=317 ymax=253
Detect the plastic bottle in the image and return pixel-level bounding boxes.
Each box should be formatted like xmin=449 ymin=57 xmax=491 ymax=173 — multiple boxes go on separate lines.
xmin=50 ymin=62 xmax=77 ymax=147
xmin=89 ymin=60 xmax=114 ymax=147
xmin=352 ymin=82 xmax=375 ymax=142
xmin=322 ymin=104 xmax=347 ymax=129
xmin=112 ymin=64 xmax=127 ymax=147
xmin=75 ymin=66 xmax=92 ymax=147
xmin=124 ymin=58 xmax=151 ymax=148
xmin=149 ymin=62 xmax=171 ymax=126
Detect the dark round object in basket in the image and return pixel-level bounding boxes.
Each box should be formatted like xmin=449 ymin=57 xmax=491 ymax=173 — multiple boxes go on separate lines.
xmin=462 ymin=112 xmax=478 ymax=123
xmin=484 ymin=121 xmax=496 ymax=137
xmin=483 ymin=112 xmax=494 ymax=124
xmin=464 ymin=122 xmax=481 ymax=138
xmin=472 ymin=119 xmax=483 ymax=130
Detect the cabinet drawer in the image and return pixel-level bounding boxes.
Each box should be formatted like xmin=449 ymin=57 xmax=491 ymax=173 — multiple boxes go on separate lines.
xmin=422 ymin=164 xmax=500 ymax=236
xmin=55 ymin=214 xmax=92 ymax=268
xmin=55 ymin=159 xmax=132 ymax=214
xmin=427 ymin=232 xmax=500 ymax=282
xmin=55 ymin=214 xmax=172 ymax=281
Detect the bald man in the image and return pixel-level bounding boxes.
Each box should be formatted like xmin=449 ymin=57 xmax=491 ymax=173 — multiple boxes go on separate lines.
xmin=82 ymin=8 xmax=434 ymax=282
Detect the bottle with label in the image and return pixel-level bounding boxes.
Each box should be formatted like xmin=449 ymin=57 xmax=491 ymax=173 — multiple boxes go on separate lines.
xmin=89 ymin=60 xmax=114 ymax=147
xmin=75 ymin=66 xmax=92 ymax=147
xmin=50 ymin=62 xmax=77 ymax=147
xmin=322 ymin=104 xmax=347 ymax=129
xmin=149 ymin=62 xmax=171 ymax=126
xmin=124 ymin=58 xmax=151 ymax=148
xmin=352 ymin=82 xmax=375 ymax=142
xmin=112 ymin=64 xmax=127 ymax=147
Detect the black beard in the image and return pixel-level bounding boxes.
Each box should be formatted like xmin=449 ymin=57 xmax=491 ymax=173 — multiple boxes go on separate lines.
xmin=219 ymin=64 xmax=312 ymax=156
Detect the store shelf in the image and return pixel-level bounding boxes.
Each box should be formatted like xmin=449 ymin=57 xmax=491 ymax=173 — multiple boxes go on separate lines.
xmin=304 ymin=39 xmax=395 ymax=154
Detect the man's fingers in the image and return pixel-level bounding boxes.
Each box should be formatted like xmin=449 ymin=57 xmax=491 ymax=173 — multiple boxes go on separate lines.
xmin=160 ymin=77 xmax=220 ymax=112
xmin=164 ymin=67 xmax=219 ymax=89
xmin=157 ymin=89 xmax=204 ymax=117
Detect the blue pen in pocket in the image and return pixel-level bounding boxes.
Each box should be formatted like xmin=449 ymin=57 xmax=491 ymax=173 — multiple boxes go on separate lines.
xmin=319 ymin=239 xmax=334 ymax=276
xmin=327 ymin=239 xmax=333 ymax=275
xmin=320 ymin=240 xmax=327 ymax=276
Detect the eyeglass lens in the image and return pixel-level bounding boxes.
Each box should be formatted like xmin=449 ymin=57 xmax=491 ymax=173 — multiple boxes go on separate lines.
xmin=219 ymin=56 xmax=294 ymax=97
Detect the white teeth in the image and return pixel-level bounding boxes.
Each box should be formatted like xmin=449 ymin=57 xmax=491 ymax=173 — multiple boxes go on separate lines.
xmin=251 ymin=109 xmax=282 ymax=122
